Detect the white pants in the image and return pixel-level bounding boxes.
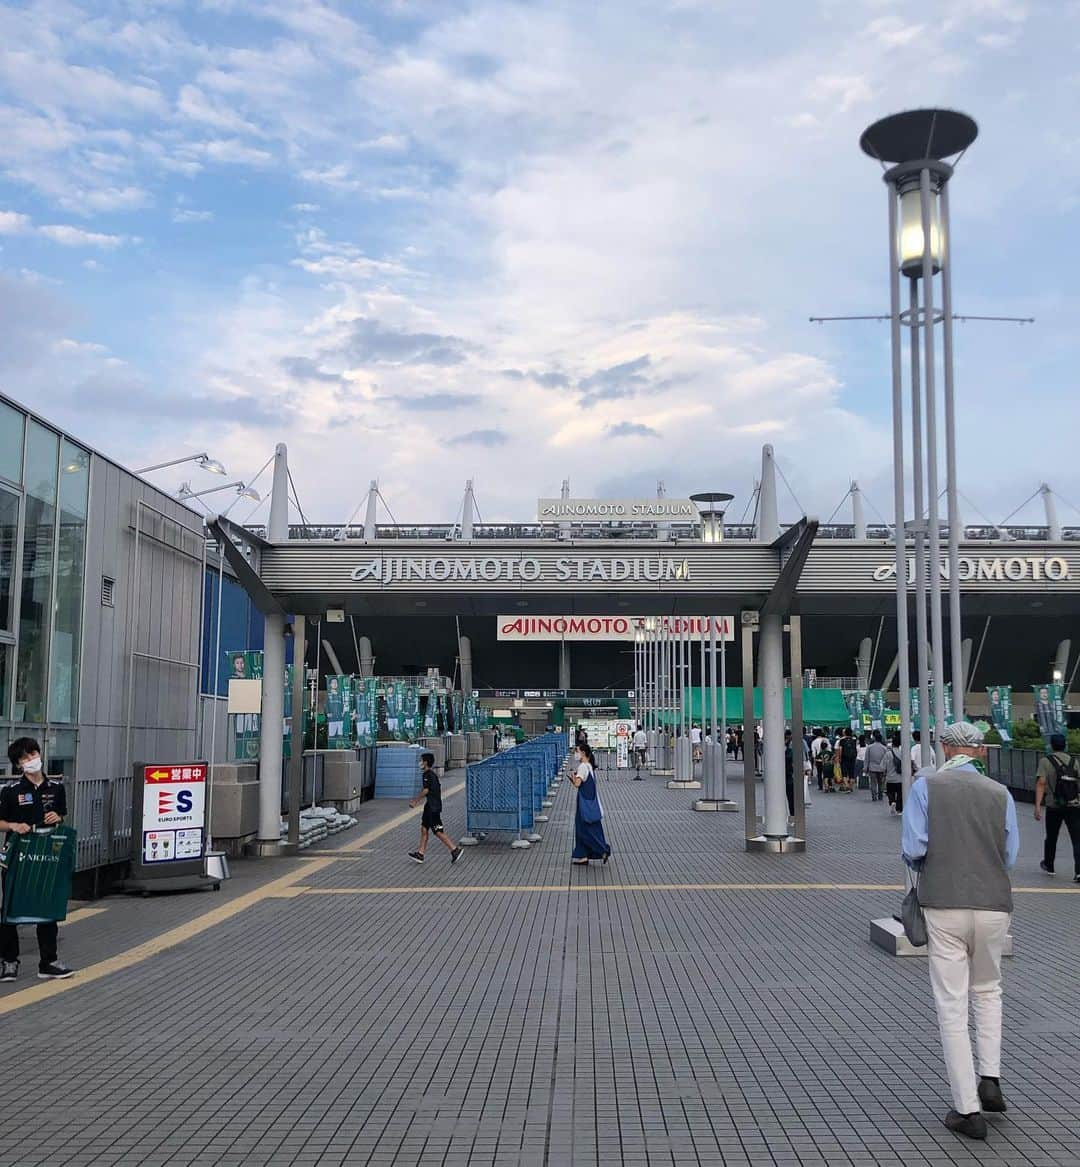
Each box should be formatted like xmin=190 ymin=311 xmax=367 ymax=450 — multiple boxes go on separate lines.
xmin=924 ymin=907 xmax=1010 ymax=1114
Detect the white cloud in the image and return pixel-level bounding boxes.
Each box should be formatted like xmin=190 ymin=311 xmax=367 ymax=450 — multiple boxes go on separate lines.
xmin=37 ymin=224 xmax=128 ymax=248
xmin=0 ymin=211 xmax=31 ymax=235
xmin=172 ymin=208 xmax=214 ymax=223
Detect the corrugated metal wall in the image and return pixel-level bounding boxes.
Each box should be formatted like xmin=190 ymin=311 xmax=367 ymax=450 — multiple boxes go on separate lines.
xmin=78 ymin=456 xmax=205 ymax=779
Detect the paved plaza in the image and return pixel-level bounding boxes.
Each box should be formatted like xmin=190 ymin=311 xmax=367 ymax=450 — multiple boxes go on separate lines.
xmin=2 ymin=762 xmax=1078 ymax=1167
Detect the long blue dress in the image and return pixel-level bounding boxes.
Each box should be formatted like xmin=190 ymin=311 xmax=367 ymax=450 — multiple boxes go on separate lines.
xmin=573 ymin=768 xmax=611 ymax=861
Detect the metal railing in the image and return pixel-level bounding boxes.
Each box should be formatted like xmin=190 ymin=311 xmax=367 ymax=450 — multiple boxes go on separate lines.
xmin=244 ymin=521 xmax=1080 ymax=544
xmin=70 ymin=776 xmax=133 ymax=872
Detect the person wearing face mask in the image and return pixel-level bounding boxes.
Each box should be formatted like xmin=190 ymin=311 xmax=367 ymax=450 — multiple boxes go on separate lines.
xmin=0 ymin=738 xmax=73 ymax=982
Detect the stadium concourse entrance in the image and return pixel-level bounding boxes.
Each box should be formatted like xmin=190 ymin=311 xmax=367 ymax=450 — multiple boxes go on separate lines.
xmin=208 ymin=513 xmax=819 ymax=857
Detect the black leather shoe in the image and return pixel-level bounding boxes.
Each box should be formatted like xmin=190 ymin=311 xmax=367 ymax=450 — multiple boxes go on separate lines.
xmin=979 ymin=1078 xmax=1007 ymax=1113
xmin=945 ymin=1111 xmax=987 ymax=1140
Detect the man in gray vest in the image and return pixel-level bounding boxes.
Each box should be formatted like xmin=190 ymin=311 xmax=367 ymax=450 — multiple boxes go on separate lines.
xmin=901 ymin=721 xmax=1019 ymax=1140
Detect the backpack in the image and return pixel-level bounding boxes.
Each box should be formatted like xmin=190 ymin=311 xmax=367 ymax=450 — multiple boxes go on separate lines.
xmin=1047 ymin=754 xmax=1080 ymax=809
xmin=817 ymin=743 xmax=833 ymax=767
xmin=840 ymin=736 xmax=857 ymax=761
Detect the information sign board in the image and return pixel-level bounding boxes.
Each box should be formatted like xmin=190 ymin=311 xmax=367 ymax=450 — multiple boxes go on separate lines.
xmin=129 ymin=761 xmax=214 ymax=891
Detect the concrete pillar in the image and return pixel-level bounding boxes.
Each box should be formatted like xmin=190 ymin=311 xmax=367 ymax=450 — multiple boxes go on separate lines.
xmin=322 ymin=639 xmax=344 ymax=678
xmin=358 ymin=636 xmax=374 ymax=678
xmin=960 ymin=637 xmax=972 ymax=699
xmin=258 ymin=443 xmax=289 ymax=848
xmin=856 ymin=637 xmax=872 ymax=690
xmin=459 ymin=634 xmax=473 ymax=695
xmin=756 ymin=444 xmax=787 ymax=841
xmin=657 ymin=479 xmax=669 ymax=540
xmin=1054 ymin=639 xmax=1071 ymax=687
xmin=558 ymin=641 xmax=571 ymax=689
xmin=462 ymin=479 xmax=476 ymax=540
xmin=1042 ymin=483 xmax=1062 ymax=541
xmin=851 ymin=480 xmax=867 ymax=539
xmin=363 ymin=480 xmax=379 ymax=540
xmin=559 ymin=478 xmax=571 ymax=540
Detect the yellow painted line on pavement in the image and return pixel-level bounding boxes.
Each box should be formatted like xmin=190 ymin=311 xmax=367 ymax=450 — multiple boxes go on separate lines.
xmin=287 ymin=881 xmax=1080 ymax=898
xmin=64 ymin=907 xmax=108 ymax=925
xmin=0 ymin=785 xmax=465 ymax=1016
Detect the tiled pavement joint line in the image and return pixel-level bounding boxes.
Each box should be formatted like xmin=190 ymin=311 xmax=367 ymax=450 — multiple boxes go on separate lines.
xmin=0 ymin=784 xmax=466 ymax=1017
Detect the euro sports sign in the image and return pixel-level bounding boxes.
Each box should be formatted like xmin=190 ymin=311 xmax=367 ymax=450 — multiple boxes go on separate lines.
xmin=141 ymin=763 xmax=206 ymax=864
xmin=872 ymin=555 xmax=1071 ymax=583
xmin=536 ymin=498 xmax=697 ymax=522
xmin=498 ymin=615 xmax=735 ymax=642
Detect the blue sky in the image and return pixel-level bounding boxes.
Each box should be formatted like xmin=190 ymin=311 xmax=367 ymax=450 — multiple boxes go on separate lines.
xmin=1 ymin=0 xmax=1077 ymax=527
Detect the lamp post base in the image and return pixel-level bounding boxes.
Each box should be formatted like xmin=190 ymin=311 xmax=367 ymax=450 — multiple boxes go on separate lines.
xmin=693 ymin=799 xmax=738 ymax=812
xmin=869 ymin=915 xmax=1014 ymax=958
xmin=666 ymin=780 xmax=702 ymax=790
xmin=745 ymin=835 xmax=806 ymax=853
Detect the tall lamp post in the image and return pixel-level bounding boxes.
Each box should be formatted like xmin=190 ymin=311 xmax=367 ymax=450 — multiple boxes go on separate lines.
xmin=861 ymin=108 xmax=977 ymax=954
xmin=690 ymin=492 xmax=737 ymax=812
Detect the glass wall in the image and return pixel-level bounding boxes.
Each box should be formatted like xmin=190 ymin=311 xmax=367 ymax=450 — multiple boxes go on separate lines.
xmin=49 ymin=441 xmax=89 ymax=722
xmin=15 ymin=422 xmax=58 ymax=723
xmin=0 ymin=400 xmax=91 ymax=733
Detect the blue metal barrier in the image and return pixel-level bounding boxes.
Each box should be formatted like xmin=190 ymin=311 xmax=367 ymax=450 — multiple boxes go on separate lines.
xmin=464 ymin=732 xmax=569 ymax=846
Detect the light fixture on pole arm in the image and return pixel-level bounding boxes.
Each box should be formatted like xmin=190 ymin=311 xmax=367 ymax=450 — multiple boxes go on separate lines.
xmin=137 ymin=452 xmax=228 ymax=477
xmin=177 ymin=480 xmax=261 ymax=503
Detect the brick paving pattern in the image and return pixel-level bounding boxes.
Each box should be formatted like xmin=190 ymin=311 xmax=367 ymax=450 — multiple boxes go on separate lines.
xmin=0 ymin=761 xmax=1077 ymax=1166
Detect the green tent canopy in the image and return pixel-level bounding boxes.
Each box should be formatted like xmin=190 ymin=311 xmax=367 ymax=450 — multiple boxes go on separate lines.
xmin=651 ymin=687 xmax=850 ymax=725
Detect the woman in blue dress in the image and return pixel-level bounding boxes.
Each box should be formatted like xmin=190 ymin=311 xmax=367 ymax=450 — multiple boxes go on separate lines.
xmin=571 ymin=742 xmax=611 ymax=865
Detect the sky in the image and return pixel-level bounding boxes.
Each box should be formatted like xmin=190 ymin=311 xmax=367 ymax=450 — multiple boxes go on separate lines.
xmin=1 ymin=0 xmax=1078 ymax=529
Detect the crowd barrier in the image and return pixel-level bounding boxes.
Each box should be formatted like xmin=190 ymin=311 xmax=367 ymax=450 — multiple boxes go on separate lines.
xmin=463 ymin=731 xmax=570 ymax=848
xmin=986 ymin=746 xmax=1041 ymax=802
xmin=70 ymin=775 xmax=133 ymax=872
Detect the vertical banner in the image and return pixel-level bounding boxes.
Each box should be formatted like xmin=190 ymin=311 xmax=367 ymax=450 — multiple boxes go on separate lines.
xmin=1032 ymin=683 xmax=1066 ymax=739
xmin=437 ymin=690 xmax=448 ymax=734
xmin=842 ymin=690 xmax=864 ymax=730
xmin=228 ymin=649 xmax=264 ymax=760
xmin=325 ymin=675 xmax=354 ymax=749
xmin=930 ymin=683 xmax=955 ymax=727
xmin=403 ymin=685 xmax=420 ymax=742
xmin=356 ymin=678 xmax=378 ymax=747
xmin=909 ymin=688 xmax=922 ymax=733
xmin=282 ymin=663 xmax=294 ymax=759
xmin=451 ymin=692 xmax=464 ymax=734
xmin=986 ymin=685 xmax=1012 ymax=743
xmin=865 ymin=690 xmax=885 ymax=730
xmin=385 ymin=681 xmax=406 ymax=740
xmin=423 ymin=686 xmax=438 ymax=736
xmin=463 ymin=694 xmax=478 ymax=732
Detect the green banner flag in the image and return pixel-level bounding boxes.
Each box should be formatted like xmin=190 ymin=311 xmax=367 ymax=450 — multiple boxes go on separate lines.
xmin=451 ymin=692 xmax=464 ymax=734
xmin=909 ymin=688 xmax=922 ymax=732
xmin=355 ymin=677 xmax=378 ymax=746
xmin=842 ymin=690 xmax=864 ymax=730
xmin=865 ymin=690 xmax=885 ymax=730
xmin=325 ymin=675 xmax=354 ymax=749
xmin=403 ymin=685 xmax=420 ymax=742
xmin=1033 ymin=683 xmax=1066 ymax=739
xmin=423 ymin=686 xmax=438 ymax=736
xmin=437 ymin=690 xmax=448 ymax=734
xmin=986 ymin=685 xmax=1012 ymax=743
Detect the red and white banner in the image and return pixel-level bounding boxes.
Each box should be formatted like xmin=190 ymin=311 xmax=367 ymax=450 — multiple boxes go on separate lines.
xmin=497 ymin=615 xmax=734 ymax=642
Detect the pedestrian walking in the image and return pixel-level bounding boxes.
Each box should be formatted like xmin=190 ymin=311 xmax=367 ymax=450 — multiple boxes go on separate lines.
xmin=632 ymin=725 xmax=648 ymax=777
xmin=0 ymin=737 xmax=74 ymax=982
xmin=865 ymin=730 xmax=890 ymax=803
xmin=753 ymin=724 xmax=763 ymax=776
xmin=817 ymin=733 xmax=835 ymax=792
xmin=784 ymin=729 xmax=795 ymax=818
xmin=1034 ymin=733 xmax=1080 ymax=882
xmin=570 ymin=742 xmax=610 ymax=865
xmin=838 ymin=728 xmax=857 ymax=792
xmin=902 ymin=721 xmax=1018 ymax=1140
xmin=407 ymin=752 xmax=463 ymax=865
xmin=885 ymin=731 xmax=904 ymax=814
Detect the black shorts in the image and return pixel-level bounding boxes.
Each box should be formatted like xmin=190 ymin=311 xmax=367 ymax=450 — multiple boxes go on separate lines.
xmin=421 ymin=808 xmax=445 ymax=833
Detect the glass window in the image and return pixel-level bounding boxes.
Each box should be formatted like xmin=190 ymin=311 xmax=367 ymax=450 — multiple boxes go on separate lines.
xmin=50 ymin=441 xmax=89 ymax=722
xmin=0 ymin=487 xmax=18 ymax=633
xmin=0 ymin=401 xmax=24 ymax=485
xmin=14 ymin=422 xmax=58 ymax=724
xmin=0 ymin=643 xmax=10 ymax=723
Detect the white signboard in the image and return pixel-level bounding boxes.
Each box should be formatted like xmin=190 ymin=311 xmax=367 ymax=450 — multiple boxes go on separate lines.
xmin=538 ymin=498 xmax=697 ymax=522
xmin=498 ymin=615 xmax=735 ymax=642
xmin=140 ymin=763 xmax=206 ymax=864
xmin=873 ymin=555 xmax=1071 ymax=583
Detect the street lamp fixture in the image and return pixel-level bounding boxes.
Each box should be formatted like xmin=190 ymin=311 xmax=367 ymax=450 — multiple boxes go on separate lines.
xmin=177 ymin=480 xmax=260 ymax=503
xmin=690 ymin=492 xmax=735 ymax=543
xmin=137 ymin=452 xmax=228 ymax=476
